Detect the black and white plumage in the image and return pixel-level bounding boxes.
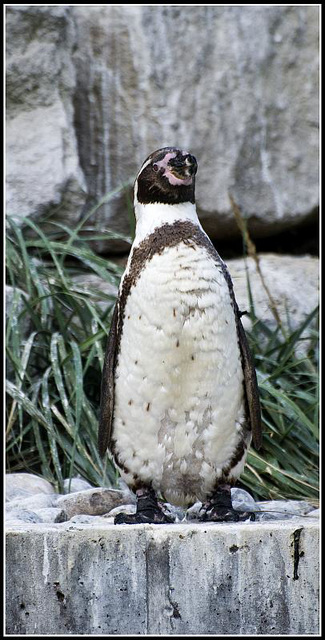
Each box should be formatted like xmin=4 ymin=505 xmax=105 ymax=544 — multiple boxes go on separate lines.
xmin=99 ymin=147 xmax=261 ymax=524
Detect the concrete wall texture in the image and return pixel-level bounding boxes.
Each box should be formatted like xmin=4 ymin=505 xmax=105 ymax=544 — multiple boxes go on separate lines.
xmin=6 ymin=519 xmax=319 ymax=635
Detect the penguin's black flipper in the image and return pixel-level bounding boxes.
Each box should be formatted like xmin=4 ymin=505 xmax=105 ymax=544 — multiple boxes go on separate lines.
xmin=236 ymin=317 xmax=262 ymax=450
xmin=219 ymin=264 xmax=262 ymax=451
xmin=98 ymin=302 xmax=119 ymax=457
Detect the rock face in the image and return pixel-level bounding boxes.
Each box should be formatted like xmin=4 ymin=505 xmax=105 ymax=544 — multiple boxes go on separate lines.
xmin=6 ymin=6 xmax=86 ymax=228
xmin=72 ymin=5 xmax=319 ymax=249
xmin=6 ymin=5 xmax=319 ymax=251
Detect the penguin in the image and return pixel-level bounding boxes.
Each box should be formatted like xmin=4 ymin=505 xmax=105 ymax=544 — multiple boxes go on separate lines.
xmin=98 ymin=146 xmax=262 ymax=524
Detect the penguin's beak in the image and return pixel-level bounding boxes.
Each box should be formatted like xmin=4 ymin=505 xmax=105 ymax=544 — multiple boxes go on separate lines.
xmin=168 ymin=154 xmax=198 ymax=179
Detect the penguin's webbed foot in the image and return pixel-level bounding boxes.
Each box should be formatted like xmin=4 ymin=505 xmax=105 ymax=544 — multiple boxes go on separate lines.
xmin=114 ymin=487 xmax=174 ymax=525
xmin=200 ymin=483 xmax=255 ymax=523
xmin=114 ymin=511 xmax=174 ymax=524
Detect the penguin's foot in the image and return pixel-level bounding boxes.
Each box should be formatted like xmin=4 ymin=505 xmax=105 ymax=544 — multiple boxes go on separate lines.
xmin=114 ymin=487 xmax=175 ymax=525
xmin=199 ymin=484 xmax=255 ymax=523
xmin=199 ymin=505 xmax=255 ymax=522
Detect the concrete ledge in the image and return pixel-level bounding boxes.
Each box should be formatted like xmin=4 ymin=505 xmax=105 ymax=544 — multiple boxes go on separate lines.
xmin=6 ymin=518 xmax=319 ymax=635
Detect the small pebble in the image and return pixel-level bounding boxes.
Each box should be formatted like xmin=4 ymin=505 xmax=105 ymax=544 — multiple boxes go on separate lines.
xmin=231 ymin=488 xmax=258 ymax=512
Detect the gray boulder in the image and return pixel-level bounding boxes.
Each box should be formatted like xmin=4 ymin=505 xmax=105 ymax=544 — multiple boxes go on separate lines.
xmin=5 ymin=473 xmax=55 ymax=502
xmin=56 ymin=487 xmax=136 ymax=520
xmin=228 ymin=253 xmax=319 ymax=334
xmin=72 ymin=5 xmax=319 ymax=249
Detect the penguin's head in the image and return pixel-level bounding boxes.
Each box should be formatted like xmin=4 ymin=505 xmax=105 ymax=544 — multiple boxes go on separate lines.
xmin=135 ymin=147 xmax=198 ymax=206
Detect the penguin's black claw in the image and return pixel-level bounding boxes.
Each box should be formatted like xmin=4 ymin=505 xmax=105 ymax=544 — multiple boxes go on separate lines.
xmin=114 ymin=486 xmax=175 ymax=524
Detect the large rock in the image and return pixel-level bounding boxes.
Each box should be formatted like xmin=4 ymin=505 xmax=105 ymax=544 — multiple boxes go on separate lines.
xmin=6 ymin=6 xmax=319 ymax=252
xmin=72 ymin=5 xmax=319 ymax=250
xmin=6 ymin=6 xmax=86 ymax=227
xmin=56 ymin=487 xmax=135 ymax=520
xmin=227 ymin=253 xmax=319 ymax=333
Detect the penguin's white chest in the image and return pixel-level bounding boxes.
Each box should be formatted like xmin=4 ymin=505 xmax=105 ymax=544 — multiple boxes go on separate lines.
xmin=113 ymin=241 xmax=247 ymax=505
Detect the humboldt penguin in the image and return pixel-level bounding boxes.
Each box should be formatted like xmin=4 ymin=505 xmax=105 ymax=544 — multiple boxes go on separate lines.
xmin=98 ymin=147 xmax=262 ymax=524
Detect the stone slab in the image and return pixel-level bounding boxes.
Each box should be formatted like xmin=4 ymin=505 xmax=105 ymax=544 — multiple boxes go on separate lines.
xmin=5 ymin=518 xmax=319 ymax=635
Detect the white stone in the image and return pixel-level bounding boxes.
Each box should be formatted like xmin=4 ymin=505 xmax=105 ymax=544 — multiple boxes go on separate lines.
xmin=106 ymin=504 xmax=136 ymax=517
xmin=5 ymin=473 xmax=55 ymax=502
xmin=68 ymin=514 xmax=110 ymax=524
xmin=306 ymin=509 xmax=320 ymax=518
xmin=231 ymin=487 xmax=257 ymax=512
xmin=5 ymin=508 xmax=42 ymax=524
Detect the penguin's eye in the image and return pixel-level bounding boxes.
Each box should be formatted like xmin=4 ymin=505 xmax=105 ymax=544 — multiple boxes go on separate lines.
xmin=152 ymin=163 xmax=159 ymax=172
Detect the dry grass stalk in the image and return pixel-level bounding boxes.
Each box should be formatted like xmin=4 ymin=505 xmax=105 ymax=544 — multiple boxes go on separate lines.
xmin=229 ymin=193 xmax=284 ymax=334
